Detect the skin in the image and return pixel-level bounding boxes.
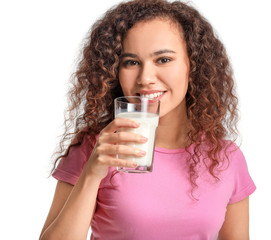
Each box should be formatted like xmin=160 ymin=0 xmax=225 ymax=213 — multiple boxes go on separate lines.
xmin=119 ymin=18 xmax=250 ymax=238
xmin=119 ymin=18 xmax=191 ymax=149
xmin=39 ymin=18 xmax=250 ymax=240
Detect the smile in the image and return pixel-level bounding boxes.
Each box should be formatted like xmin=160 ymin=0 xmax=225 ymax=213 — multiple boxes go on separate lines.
xmin=140 ymin=91 xmax=165 ymax=99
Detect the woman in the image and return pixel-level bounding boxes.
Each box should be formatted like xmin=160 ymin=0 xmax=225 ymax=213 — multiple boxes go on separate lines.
xmin=40 ymin=0 xmax=256 ymax=239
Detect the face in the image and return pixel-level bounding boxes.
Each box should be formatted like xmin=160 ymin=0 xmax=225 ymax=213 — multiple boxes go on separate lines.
xmin=118 ymin=18 xmax=190 ymax=119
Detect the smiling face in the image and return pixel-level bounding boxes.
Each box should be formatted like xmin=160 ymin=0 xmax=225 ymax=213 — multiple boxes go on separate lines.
xmin=118 ymin=18 xmax=190 ymax=119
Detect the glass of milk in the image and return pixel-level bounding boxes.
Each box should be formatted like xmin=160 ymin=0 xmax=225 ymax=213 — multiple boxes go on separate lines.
xmin=114 ymin=96 xmax=160 ymax=173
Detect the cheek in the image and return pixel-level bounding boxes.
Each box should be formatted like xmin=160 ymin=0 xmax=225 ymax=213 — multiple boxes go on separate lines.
xmin=163 ymin=68 xmax=188 ymax=93
xmin=172 ymin=64 xmax=189 ymax=92
xmin=118 ymin=70 xmax=133 ymax=95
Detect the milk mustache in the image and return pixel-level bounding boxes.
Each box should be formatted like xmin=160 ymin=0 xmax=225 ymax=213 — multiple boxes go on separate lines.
xmin=116 ymin=112 xmax=159 ymax=168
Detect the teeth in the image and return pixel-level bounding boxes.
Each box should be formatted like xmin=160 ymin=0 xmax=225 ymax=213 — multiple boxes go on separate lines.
xmin=141 ymin=91 xmax=164 ymax=99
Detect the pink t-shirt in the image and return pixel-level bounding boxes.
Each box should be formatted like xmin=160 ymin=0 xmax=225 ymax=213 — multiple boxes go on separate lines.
xmin=53 ymin=137 xmax=256 ymax=240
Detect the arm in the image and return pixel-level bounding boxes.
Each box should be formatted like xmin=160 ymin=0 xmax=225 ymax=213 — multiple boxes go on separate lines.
xmin=218 ymin=197 xmax=250 ymax=240
xmin=40 ymin=180 xmax=74 ymax=238
xmin=40 ymin=118 xmax=145 ymax=240
xmin=39 ymin=171 xmax=101 ymax=240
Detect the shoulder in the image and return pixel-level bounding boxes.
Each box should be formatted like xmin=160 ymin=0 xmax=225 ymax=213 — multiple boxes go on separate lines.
xmin=223 ymin=141 xmax=248 ymax=170
xmin=197 ymin=140 xmax=250 ymax=177
xmin=66 ymin=134 xmax=95 ymax=161
xmin=52 ymin=133 xmax=99 ymax=185
xmin=222 ymin=142 xmax=256 ymax=204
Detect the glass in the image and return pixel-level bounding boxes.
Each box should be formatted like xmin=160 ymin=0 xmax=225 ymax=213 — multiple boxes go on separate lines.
xmin=114 ymin=96 xmax=160 ymax=173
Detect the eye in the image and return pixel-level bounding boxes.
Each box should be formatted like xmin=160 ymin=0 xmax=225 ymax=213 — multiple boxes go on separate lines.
xmin=122 ymin=60 xmax=139 ymax=66
xmin=157 ymin=57 xmax=171 ymax=64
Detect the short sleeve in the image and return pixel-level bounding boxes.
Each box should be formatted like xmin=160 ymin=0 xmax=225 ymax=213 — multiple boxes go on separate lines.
xmin=52 ymin=135 xmax=94 ymax=185
xmin=228 ymin=146 xmax=256 ymax=204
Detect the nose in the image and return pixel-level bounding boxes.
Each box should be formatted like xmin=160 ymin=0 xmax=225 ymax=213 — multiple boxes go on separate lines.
xmin=136 ymin=62 xmax=156 ymax=85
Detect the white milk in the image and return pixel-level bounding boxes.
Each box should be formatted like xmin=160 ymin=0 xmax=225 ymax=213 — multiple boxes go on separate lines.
xmin=116 ymin=112 xmax=159 ymax=167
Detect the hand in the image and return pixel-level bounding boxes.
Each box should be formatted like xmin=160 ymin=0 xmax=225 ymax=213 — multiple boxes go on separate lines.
xmin=84 ymin=118 xmax=148 ymax=180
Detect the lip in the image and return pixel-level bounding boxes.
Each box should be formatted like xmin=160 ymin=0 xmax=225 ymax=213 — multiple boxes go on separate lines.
xmin=137 ymin=90 xmax=166 ymax=95
xmin=138 ymin=90 xmax=167 ymax=103
xmin=149 ymin=91 xmax=166 ymax=103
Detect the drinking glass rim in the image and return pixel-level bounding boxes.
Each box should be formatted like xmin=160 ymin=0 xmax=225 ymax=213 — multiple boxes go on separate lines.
xmin=115 ymin=96 xmax=160 ymax=104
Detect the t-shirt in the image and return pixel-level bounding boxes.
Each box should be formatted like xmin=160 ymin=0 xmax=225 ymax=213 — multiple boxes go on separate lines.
xmin=52 ymin=136 xmax=256 ymax=240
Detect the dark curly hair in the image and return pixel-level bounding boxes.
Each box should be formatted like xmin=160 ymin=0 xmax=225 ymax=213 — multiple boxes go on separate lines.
xmin=51 ymin=0 xmax=238 ymax=195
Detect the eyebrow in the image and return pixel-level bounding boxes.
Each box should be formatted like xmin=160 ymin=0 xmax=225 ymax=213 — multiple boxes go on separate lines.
xmin=121 ymin=49 xmax=176 ymax=58
xmin=151 ymin=49 xmax=176 ymax=56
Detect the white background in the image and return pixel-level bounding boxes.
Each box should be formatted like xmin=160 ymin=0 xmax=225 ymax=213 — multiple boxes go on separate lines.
xmin=0 ymin=0 xmax=270 ymax=239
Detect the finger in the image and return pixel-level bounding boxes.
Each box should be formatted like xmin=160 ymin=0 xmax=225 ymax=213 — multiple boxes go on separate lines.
xmin=101 ymin=155 xmax=138 ymax=168
xmin=102 ymin=118 xmax=140 ymax=133
xmin=96 ymin=143 xmax=146 ymax=157
xmin=99 ymin=131 xmax=148 ymax=144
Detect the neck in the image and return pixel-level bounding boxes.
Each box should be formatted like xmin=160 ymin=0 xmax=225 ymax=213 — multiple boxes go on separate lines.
xmin=155 ymin=102 xmax=191 ymax=149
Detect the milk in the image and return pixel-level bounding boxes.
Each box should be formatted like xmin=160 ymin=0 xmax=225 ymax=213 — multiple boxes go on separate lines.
xmin=116 ymin=112 xmax=159 ymax=169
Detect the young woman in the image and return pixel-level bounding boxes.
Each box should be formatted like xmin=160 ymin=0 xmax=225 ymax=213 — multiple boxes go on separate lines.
xmin=40 ymin=0 xmax=256 ymax=239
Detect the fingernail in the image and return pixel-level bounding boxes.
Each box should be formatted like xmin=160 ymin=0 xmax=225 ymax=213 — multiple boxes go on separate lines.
xmin=138 ymin=150 xmax=146 ymax=156
xmin=132 ymin=162 xmax=137 ymax=167
xmin=140 ymin=136 xmax=148 ymax=142
xmin=133 ymin=122 xmax=140 ymax=127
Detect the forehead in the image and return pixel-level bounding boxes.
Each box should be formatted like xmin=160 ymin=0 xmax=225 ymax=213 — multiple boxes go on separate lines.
xmin=122 ymin=18 xmax=185 ymax=52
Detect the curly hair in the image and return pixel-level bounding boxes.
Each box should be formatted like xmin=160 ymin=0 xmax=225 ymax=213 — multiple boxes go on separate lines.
xmin=51 ymin=0 xmax=238 ymax=195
